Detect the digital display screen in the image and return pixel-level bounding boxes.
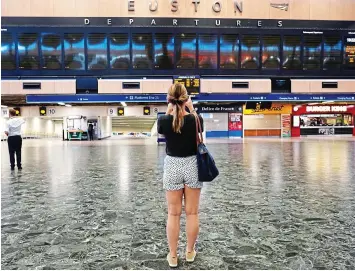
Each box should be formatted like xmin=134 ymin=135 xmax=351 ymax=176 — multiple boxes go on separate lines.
xmin=220 ymin=34 xmax=239 ymax=69
xmin=344 ymin=37 xmax=355 ymax=70
xmin=323 ymin=36 xmax=342 ymax=70
xmin=64 ymin=33 xmax=85 ymax=70
xmin=262 ymin=36 xmax=280 ymax=69
xmin=303 ymin=35 xmax=322 ymax=70
xmin=176 ymin=33 xmax=196 ymax=69
xmin=283 ymin=36 xmax=301 ymax=70
xmin=271 ymin=78 xmax=291 ymax=93
xmin=18 ymin=33 xmax=39 ymax=70
xmin=241 ymin=35 xmax=260 ymax=69
xmin=1 ymin=32 xmax=16 ymax=70
xmin=132 ymin=33 xmax=153 ymax=69
xmin=41 ymin=33 xmax=62 ymax=70
xmin=198 ymin=34 xmax=217 ymax=69
xmin=87 ymin=33 xmax=107 ymax=70
xmin=173 ymin=75 xmax=200 ymax=95
xmin=154 ymin=33 xmax=174 ymax=69
xmin=110 ymin=33 xmax=129 ymax=70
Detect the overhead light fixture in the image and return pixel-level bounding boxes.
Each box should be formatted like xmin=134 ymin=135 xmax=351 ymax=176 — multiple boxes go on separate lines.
xmin=193 ymin=101 xmax=199 ymax=105
xmin=58 ymin=102 xmax=65 ymax=106
xmin=65 ymin=104 xmax=72 ymax=107
xmin=1 ymin=105 xmax=8 ymax=108
xmin=121 ymin=102 xmax=127 ymax=107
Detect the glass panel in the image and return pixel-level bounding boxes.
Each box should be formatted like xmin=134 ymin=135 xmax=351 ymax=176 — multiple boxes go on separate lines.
xmin=1 ymin=32 xmax=16 ymax=70
xmin=132 ymin=33 xmax=153 ymax=69
xmin=283 ymin=36 xmax=302 ymax=70
xmin=176 ymin=33 xmax=196 ymax=69
xmin=344 ymin=36 xmax=355 ymax=70
xmin=110 ymin=34 xmax=130 ymax=70
xmin=262 ymin=36 xmax=280 ymax=69
xmin=241 ymin=35 xmax=260 ymax=69
xmin=198 ymin=34 xmax=217 ymax=69
xmin=154 ymin=33 xmax=174 ymax=69
xmin=323 ymin=36 xmax=342 ymax=70
xmin=303 ymin=35 xmax=321 ymax=70
xmin=64 ymin=33 xmax=85 ymax=70
xmin=87 ymin=33 xmax=107 ymax=70
xmin=220 ymin=34 xmax=239 ymax=69
xmin=41 ymin=33 xmax=62 ymax=70
xmin=18 ymin=33 xmax=39 ymax=70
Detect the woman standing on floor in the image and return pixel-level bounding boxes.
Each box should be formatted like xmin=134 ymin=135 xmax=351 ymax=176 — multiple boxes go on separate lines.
xmin=157 ymin=83 xmax=204 ymax=268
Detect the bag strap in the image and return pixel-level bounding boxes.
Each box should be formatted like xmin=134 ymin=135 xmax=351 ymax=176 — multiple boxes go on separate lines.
xmin=193 ymin=113 xmax=203 ymax=145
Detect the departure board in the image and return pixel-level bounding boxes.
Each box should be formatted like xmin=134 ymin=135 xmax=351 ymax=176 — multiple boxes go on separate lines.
xmin=344 ymin=37 xmax=355 ymax=70
xmin=173 ymin=75 xmax=200 ymax=95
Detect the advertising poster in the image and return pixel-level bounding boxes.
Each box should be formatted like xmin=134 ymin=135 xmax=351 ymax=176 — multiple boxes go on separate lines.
xmin=281 ymin=114 xmax=291 ymax=137
xmin=228 ymin=113 xmax=243 ymax=131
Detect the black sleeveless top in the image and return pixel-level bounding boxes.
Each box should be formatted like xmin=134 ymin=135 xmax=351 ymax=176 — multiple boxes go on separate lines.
xmin=157 ymin=114 xmax=204 ymax=157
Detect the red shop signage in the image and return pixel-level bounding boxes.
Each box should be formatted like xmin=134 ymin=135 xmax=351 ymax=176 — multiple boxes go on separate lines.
xmin=293 ymin=105 xmax=355 ymax=115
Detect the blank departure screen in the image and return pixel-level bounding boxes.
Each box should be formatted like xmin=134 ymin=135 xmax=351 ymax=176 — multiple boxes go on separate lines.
xmin=219 ymin=34 xmax=239 ymax=69
xmin=18 ymin=33 xmax=39 ymax=70
xmin=87 ymin=33 xmax=108 ymax=70
xmin=1 ymin=32 xmax=16 ymax=70
xmin=110 ymin=34 xmax=130 ymax=70
xmin=132 ymin=34 xmax=153 ymax=69
xmin=283 ymin=36 xmax=301 ymax=70
xmin=41 ymin=33 xmax=62 ymax=70
xmin=241 ymin=35 xmax=260 ymax=69
xmin=154 ymin=33 xmax=174 ymax=69
xmin=64 ymin=33 xmax=85 ymax=70
xmin=303 ymin=35 xmax=322 ymax=70
xmin=323 ymin=36 xmax=342 ymax=70
xmin=198 ymin=34 xmax=217 ymax=69
xmin=176 ymin=33 xmax=196 ymax=69
xmin=262 ymin=36 xmax=280 ymax=69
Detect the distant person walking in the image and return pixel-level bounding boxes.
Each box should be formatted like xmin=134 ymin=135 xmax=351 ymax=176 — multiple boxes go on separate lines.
xmin=158 ymin=83 xmax=204 ymax=268
xmin=88 ymin=124 xmax=94 ymax=141
xmin=4 ymin=109 xmax=25 ymax=170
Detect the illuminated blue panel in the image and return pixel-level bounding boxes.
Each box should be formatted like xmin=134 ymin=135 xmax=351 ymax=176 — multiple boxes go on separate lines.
xmin=262 ymin=36 xmax=280 ymax=69
xmin=198 ymin=34 xmax=217 ymax=69
xmin=110 ymin=33 xmax=130 ymax=70
xmin=241 ymin=35 xmax=260 ymax=69
xmin=1 ymin=32 xmax=16 ymax=70
xmin=154 ymin=33 xmax=174 ymax=69
xmin=41 ymin=33 xmax=62 ymax=70
xmin=303 ymin=35 xmax=322 ymax=70
xmin=87 ymin=33 xmax=107 ymax=70
xmin=18 ymin=33 xmax=39 ymax=70
xmin=176 ymin=33 xmax=196 ymax=69
xmin=220 ymin=34 xmax=239 ymax=69
xmin=132 ymin=34 xmax=153 ymax=69
xmin=283 ymin=36 xmax=301 ymax=70
xmin=323 ymin=36 xmax=342 ymax=70
xmin=64 ymin=33 xmax=85 ymax=70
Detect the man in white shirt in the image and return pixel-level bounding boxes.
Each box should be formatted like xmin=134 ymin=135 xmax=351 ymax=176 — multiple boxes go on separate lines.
xmin=4 ymin=109 xmax=25 ymax=170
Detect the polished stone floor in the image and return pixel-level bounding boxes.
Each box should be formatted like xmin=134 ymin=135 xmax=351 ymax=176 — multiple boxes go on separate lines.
xmin=1 ymin=138 xmax=355 ymax=270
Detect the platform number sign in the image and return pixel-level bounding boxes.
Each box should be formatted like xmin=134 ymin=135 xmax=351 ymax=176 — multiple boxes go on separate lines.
xmin=14 ymin=107 xmax=21 ymax=116
xmin=153 ymin=108 xmax=159 ymax=114
xmin=2 ymin=108 xmax=9 ymax=117
xmin=144 ymin=106 xmax=151 ymax=115
xmin=108 ymin=108 xmax=116 ymax=116
xmin=48 ymin=108 xmax=56 ymax=115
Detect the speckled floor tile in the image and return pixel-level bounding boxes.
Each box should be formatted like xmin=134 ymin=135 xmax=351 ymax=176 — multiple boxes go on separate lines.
xmin=1 ymin=138 xmax=355 ymax=270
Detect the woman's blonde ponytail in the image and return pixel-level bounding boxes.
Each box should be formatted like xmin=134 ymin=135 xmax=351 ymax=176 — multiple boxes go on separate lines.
xmin=168 ymin=83 xmax=188 ymax=133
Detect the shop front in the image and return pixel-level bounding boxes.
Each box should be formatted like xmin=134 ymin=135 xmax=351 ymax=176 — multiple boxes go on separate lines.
xmin=197 ymin=104 xmax=243 ymax=138
xmin=292 ymin=104 xmax=355 ymax=137
xmin=243 ymin=103 xmax=292 ymax=137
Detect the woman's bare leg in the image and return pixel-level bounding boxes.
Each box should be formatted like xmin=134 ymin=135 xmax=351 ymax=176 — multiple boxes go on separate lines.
xmin=184 ymin=186 xmax=201 ymax=252
xmin=166 ymin=189 xmax=184 ymax=257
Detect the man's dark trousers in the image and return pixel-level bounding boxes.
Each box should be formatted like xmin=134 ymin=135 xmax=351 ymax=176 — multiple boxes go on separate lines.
xmin=8 ymin=135 xmax=22 ymax=168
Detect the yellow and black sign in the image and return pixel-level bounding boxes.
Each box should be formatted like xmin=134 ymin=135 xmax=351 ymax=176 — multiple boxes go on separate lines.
xmin=144 ymin=106 xmax=151 ymax=115
xmin=14 ymin=107 xmax=21 ymax=116
xmin=39 ymin=106 xmax=47 ymax=116
xmin=118 ymin=107 xmax=125 ymax=116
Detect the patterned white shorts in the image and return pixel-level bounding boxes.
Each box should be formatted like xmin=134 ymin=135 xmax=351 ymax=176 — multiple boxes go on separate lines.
xmin=163 ymin=155 xmax=203 ymax=191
